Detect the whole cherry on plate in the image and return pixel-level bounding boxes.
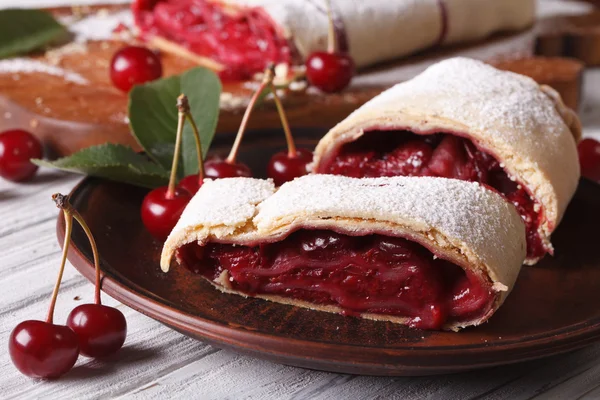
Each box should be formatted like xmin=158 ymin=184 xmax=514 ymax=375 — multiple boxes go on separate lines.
xmin=180 ymin=156 xmax=253 ymax=191
xmin=141 ymin=95 xmax=196 ymax=240
xmin=578 ymin=138 xmax=600 ymax=183
xmin=9 ymin=209 xmax=79 ymax=379
xmin=305 ymin=0 xmax=355 ymax=93
xmin=51 ymin=194 xmax=128 ymax=358
xmin=0 ymin=129 xmax=43 ymax=182
xmin=261 ymin=68 xmax=313 ymax=185
xmin=110 ymin=45 xmax=163 ymax=92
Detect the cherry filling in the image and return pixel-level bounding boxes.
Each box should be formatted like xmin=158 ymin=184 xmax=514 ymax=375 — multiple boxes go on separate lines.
xmin=133 ymin=0 xmax=291 ymax=81
xmin=318 ymin=131 xmax=546 ymax=260
xmin=176 ymin=230 xmax=495 ymax=330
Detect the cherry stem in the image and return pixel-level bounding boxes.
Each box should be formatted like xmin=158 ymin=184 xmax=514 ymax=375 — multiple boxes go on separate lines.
xmin=167 ymin=96 xmax=186 ymax=198
xmin=178 ymin=95 xmax=205 ymax=186
xmin=269 ymin=82 xmax=296 ymax=158
xmin=325 ymin=0 xmax=337 ymax=53
xmin=226 ymin=64 xmax=276 ymax=164
xmin=72 ymin=213 xmax=101 ymax=305
xmin=52 ymin=193 xmax=102 ymax=306
xmin=46 ymin=211 xmax=72 ymax=324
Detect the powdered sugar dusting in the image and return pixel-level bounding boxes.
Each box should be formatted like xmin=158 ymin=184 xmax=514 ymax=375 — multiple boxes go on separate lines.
xmin=172 ymin=178 xmax=275 ymax=234
xmin=61 ymin=9 xmax=133 ymax=43
xmin=362 ymin=57 xmax=563 ymax=141
xmin=256 ymin=175 xmax=525 ymax=273
xmin=0 ymin=58 xmax=88 ymax=84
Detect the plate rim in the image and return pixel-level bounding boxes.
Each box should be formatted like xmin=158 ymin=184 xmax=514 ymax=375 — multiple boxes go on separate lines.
xmin=59 ymin=176 xmax=600 ymax=376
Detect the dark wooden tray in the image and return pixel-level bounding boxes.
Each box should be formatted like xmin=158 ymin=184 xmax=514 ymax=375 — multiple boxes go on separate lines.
xmin=58 ymin=128 xmax=600 ymax=376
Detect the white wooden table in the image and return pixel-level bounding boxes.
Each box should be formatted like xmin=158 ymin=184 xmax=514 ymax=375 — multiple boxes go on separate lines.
xmin=3 ymin=1 xmax=600 ymax=399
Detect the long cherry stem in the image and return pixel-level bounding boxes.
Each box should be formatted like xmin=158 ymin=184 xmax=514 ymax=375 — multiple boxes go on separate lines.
xmin=177 ymin=95 xmax=205 ymax=186
xmin=226 ymin=65 xmax=276 ymax=164
xmin=325 ymin=0 xmax=337 ymax=53
xmin=71 ymin=212 xmax=101 ymax=305
xmin=52 ymin=193 xmax=103 ymax=306
xmin=167 ymin=101 xmax=186 ymax=199
xmin=46 ymin=211 xmax=72 ymax=324
xmin=269 ymin=82 xmax=296 ymax=158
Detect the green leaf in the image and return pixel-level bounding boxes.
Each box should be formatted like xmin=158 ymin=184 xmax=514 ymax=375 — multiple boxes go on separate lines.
xmin=0 ymin=9 xmax=68 ymax=59
xmin=32 ymin=144 xmax=170 ymax=188
xmin=180 ymin=68 xmax=222 ymax=176
xmin=128 ymin=67 xmax=221 ymax=177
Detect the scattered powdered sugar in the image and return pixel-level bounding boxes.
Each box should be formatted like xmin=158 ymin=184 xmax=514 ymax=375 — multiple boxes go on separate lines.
xmin=61 ymin=9 xmax=134 ymax=43
xmin=172 ymin=178 xmax=276 ymax=234
xmin=0 ymin=58 xmax=88 ymax=84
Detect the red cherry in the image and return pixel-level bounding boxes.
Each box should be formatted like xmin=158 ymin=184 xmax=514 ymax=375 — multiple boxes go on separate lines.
xmin=267 ymin=148 xmax=313 ymax=186
xmin=305 ymin=51 xmax=354 ymax=93
xmin=0 ymin=129 xmax=43 ymax=182
xmin=67 ymin=304 xmax=127 ymax=358
xmin=178 ymin=174 xmax=207 ymax=195
xmin=141 ymin=186 xmax=191 ymax=240
xmin=204 ymin=159 xmax=252 ymax=178
xmin=9 ymin=320 xmax=79 ymax=379
xmin=578 ymin=138 xmax=600 ymax=183
xmin=110 ymin=46 xmax=163 ymax=92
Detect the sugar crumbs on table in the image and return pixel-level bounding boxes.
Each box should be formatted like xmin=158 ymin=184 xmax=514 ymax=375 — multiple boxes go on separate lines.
xmin=0 ymin=59 xmax=88 ymax=85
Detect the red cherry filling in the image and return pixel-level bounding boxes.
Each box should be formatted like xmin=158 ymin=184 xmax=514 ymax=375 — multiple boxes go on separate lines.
xmin=176 ymin=230 xmax=495 ymax=330
xmin=132 ymin=0 xmax=291 ymax=81
xmin=318 ymin=131 xmax=547 ymax=261
xmin=110 ymin=46 xmax=163 ymax=92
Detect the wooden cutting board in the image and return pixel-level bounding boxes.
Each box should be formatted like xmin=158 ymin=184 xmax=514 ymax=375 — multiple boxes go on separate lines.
xmin=0 ymin=5 xmax=538 ymax=156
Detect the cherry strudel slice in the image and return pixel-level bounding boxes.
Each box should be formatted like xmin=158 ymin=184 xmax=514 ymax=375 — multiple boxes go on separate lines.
xmin=161 ymin=175 xmax=526 ymax=331
xmin=133 ymin=0 xmax=535 ymax=80
xmin=312 ymin=57 xmax=581 ymax=264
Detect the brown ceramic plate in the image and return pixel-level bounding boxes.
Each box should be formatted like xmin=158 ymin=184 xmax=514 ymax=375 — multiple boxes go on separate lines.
xmin=58 ymin=128 xmax=600 ymax=376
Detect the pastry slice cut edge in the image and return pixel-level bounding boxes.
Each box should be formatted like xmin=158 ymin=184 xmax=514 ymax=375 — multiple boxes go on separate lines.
xmin=161 ymin=175 xmax=526 ymax=331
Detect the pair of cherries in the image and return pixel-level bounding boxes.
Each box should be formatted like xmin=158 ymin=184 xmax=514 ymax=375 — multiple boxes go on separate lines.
xmin=9 ymin=195 xmax=127 ymax=379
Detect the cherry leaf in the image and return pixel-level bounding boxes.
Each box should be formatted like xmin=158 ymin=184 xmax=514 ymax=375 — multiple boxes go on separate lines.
xmin=128 ymin=67 xmax=222 ymax=177
xmin=0 ymin=9 xmax=68 ymax=59
xmin=32 ymin=144 xmax=170 ymax=188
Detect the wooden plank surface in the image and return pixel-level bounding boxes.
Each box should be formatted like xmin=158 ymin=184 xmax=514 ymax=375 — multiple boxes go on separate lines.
xmin=2 ymin=1 xmax=600 ymax=399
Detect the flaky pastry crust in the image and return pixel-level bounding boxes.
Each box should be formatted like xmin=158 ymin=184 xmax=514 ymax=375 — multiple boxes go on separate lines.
xmin=312 ymin=58 xmax=581 ymax=264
